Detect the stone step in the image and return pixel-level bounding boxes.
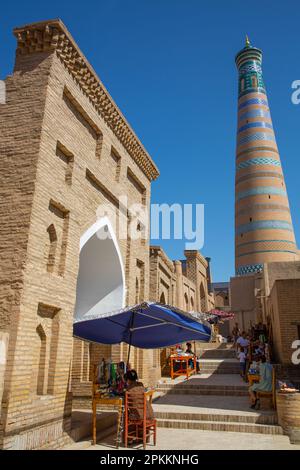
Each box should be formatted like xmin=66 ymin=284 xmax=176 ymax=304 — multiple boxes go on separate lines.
xmin=164 ymin=366 xmax=241 ymax=376
xmin=157 ymin=378 xmax=248 ymax=396
xmin=157 ymin=418 xmax=283 ymax=435
xmin=197 ymin=343 xmax=231 ymax=351
xmin=158 ymin=382 xmax=247 ymax=391
xmin=199 ymin=359 xmax=240 ymax=375
xmin=201 ymin=350 xmax=237 ymax=359
xmin=200 ymin=364 xmax=240 ymax=370
xmin=154 ymin=410 xmax=277 ymax=425
xmin=163 ymin=370 xmax=241 ymax=377
xmin=156 ymin=388 xmax=248 ymax=396
xmin=200 ymin=359 xmax=239 ymax=365
xmin=158 ymin=373 xmax=249 ymax=396
xmin=199 ymin=368 xmax=240 ymax=374
xmin=200 ymin=365 xmax=240 ymax=375
xmin=199 ymin=369 xmax=241 ymax=374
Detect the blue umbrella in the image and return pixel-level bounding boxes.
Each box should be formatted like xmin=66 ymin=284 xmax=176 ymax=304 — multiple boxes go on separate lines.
xmin=73 ymin=301 xmax=211 ymax=362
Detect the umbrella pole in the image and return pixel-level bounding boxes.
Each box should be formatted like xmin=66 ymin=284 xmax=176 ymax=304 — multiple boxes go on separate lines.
xmin=127 ymin=343 xmax=132 ymax=368
xmin=127 ymin=310 xmax=136 ymax=368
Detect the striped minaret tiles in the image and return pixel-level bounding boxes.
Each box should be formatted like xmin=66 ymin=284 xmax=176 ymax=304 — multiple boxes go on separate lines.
xmin=235 ymin=37 xmax=298 ymax=276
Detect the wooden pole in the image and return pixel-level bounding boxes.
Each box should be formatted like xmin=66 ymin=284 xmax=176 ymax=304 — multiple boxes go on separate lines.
xmin=127 ymin=343 xmax=132 ymax=367
xmin=127 ymin=310 xmax=136 ymax=367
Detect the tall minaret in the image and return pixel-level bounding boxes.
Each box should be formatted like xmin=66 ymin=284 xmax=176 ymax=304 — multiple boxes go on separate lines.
xmin=235 ymin=37 xmax=298 ymax=275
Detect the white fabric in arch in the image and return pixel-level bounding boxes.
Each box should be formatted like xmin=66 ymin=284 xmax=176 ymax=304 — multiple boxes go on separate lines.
xmin=74 ymin=217 xmax=125 ymax=322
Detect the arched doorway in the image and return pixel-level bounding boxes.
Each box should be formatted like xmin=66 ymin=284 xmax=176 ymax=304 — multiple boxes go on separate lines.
xmin=184 ymin=293 xmax=189 ymax=311
xmin=74 ymin=217 xmax=125 ymax=321
xmin=160 ymin=292 xmax=166 ymax=304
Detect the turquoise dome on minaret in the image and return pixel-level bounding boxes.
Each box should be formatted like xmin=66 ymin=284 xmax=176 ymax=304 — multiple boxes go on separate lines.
xmin=235 ymin=36 xmax=265 ymax=97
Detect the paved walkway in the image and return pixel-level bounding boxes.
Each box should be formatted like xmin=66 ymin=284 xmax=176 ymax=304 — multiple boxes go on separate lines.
xmin=65 ymin=428 xmax=300 ymax=451
xmin=64 ymin=361 xmax=298 ymax=451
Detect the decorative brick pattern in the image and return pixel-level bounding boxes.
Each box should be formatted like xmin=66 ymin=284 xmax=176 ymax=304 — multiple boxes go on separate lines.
xmin=238 ymin=121 xmax=273 ymax=133
xmin=236 ymin=187 xmax=287 ymax=201
xmin=236 ymin=157 xmax=281 ymax=170
xmin=237 ymin=132 xmax=276 ymax=146
xmin=238 ymin=97 xmax=268 ymax=110
xmin=235 ymin=40 xmax=298 ymax=275
xmin=13 ymin=20 xmax=159 ymax=181
xmin=236 ymin=264 xmax=263 ymax=275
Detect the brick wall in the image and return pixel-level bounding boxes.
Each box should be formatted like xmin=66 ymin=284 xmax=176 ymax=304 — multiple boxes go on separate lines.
xmin=0 ymin=20 xmax=158 ymax=449
xmin=268 ymin=279 xmax=300 ymax=365
xmin=0 ymin=19 xmax=214 ymax=449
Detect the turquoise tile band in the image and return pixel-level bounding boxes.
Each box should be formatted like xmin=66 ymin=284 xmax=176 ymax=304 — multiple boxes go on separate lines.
xmin=236 ymin=186 xmax=286 ymax=201
xmin=236 ymin=158 xmax=281 ymax=170
xmin=236 ymin=220 xmax=294 ymax=236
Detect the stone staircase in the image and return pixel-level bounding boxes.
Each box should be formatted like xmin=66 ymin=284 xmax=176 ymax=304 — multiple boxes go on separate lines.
xmin=154 ymin=343 xmax=283 ymax=436
xmin=162 ymin=344 xmax=240 ymax=376
xmin=199 ymin=359 xmax=241 ymax=375
xmin=153 ymin=375 xmax=283 ymax=435
xmin=200 ymin=347 xmax=237 ymax=359
xmin=199 ymin=345 xmax=241 ymax=374
xmin=157 ymin=378 xmax=248 ymax=396
xmin=155 ymin=417 xmax=282 ymax=435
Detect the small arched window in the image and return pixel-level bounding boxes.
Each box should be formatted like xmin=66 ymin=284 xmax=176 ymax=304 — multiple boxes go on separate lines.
xmin=47 ymin=224 xmax=57 ymax=273
xmin=135 ymin=278 xmax=140 ymax=304
xmin=36 ymin=324 xmax=47 ymax=395
xmin=251 ymin=75 xmax=258 ymax=88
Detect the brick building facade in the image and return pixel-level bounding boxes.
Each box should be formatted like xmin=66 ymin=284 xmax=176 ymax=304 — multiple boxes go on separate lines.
xmin=0 ymin=19 xmax=161 ymax=449
xmin=230 ymin=261 xmax=300 ymax=384
xmin=0 ymin=20 xmax=213 ymax=449
xmin=149 ymin=247 xmax=214 ymax=312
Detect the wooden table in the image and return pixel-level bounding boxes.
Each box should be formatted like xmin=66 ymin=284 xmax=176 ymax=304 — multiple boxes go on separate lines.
xmin=92 ymin=365 xmax=123 ymax=447
xmin=170 ymin=355 xmax=197 ymax=380
xmin=248 ymin=374 xmax=260 ymax=386
xmin=92 ymin=394 xmax=123 ymax=446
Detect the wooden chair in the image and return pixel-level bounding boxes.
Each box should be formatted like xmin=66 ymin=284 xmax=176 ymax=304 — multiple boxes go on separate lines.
xmin=124 ymin=389 xmax=156 ymax=449
xmin=257 ymin=367 xmax=276 ymax=409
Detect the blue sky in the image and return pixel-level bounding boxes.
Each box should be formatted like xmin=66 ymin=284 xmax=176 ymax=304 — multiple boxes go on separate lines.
xmin=1 ymin=1 xmax=299 ymax=282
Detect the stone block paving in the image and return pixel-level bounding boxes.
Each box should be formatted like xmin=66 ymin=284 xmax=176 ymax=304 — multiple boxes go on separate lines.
xmin=65 ymin=428 xmax=300 ymax=451
xmin=63 ymin=364 xmax=295 ymax=450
